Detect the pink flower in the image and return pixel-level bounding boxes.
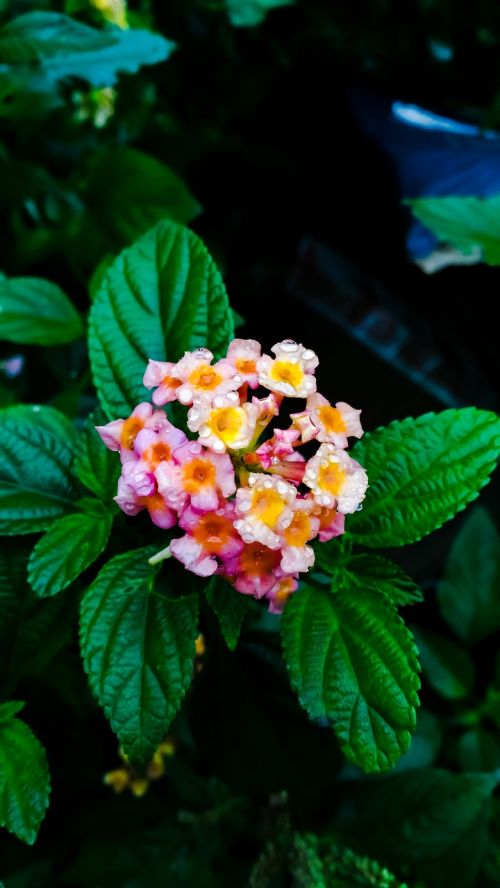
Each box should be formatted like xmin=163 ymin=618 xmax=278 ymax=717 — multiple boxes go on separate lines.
xmin=95 ymin=403 xmax=168 ymax=463
xmin=306 ymin=393 xmax=363 ymax=448
xmin=317 ymin=507 xmax=345 ymax=542
xmin=226 ymin=338 xmax=261 ymax=389
xmin=257 ymin=340 xmax=318 ymax=398
xmin=143 ymin=360 xmax=182 ymax=406
xmin=115 ymin=463 xmax=176 ymax=529
xmin=266 ymin=573 xmax=299 ymax=614
xmin=145 ymin=348 xmax=241 ymax=408
xmin=188 ymin=392 xmax=259 ymax=453
xmin=303 ymin=443 xmax=368 ymax=513
xmin=170 ymin=502 xmax=243 ymax=577
xmin=134 ymin=423 xmax=187 ymax=470
xmin=255 ymin=428 xmax=300 ymax=468
xmin=234 ymin=473 xmax=296 ymax=549
xmin=223 ymin=542 xmax=282 ymax=599
xmin=155 ymin=440 xmax=236 ymax=512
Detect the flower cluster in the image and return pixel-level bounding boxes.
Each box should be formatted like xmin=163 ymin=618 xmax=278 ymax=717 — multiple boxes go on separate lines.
xmin=97 ymin=339 xmax=368 ymax=612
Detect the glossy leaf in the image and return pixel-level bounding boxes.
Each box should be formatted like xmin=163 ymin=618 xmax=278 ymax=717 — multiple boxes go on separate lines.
xmin=89 ymin=220 xmax=234 ymax=417
xmin=80 ymin=548 xmax=199 ymax=767
xmin=28 ymin=509 xmax=112 ymax=597
xmin=0 ymin=702 xmax=50 ymax=844
xmin=282 ymin=583 xmax=420 ymax=773
xmin=0 ymin=13 xmax=174 ymax=116
xmin=350 ymin=409 xmax=500 ymax=547
xmin=0 ymin=277 xmax=82 ymax=345
xmin=74 ymin=414 xmax=120 ymax=502
xmin=0 ymin=405 xmax=79 ymax=535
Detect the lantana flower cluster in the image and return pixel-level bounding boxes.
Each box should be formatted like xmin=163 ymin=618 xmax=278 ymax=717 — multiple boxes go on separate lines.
xmin=97 ymin=339 xmax=368 ymax=613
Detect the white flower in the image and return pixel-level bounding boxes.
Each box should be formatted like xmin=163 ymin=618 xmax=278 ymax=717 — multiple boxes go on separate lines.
xmin=257 ymin=339 xmax=318 ymax=398
xmin=303 ymin=443 xmax=368 ymax=512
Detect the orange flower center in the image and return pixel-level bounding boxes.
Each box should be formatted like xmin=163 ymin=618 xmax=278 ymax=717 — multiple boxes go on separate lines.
xmin=193 ymin=513 xmax=235 ymax=553
xmin=162 ymin=374 xmax=181 ymax=390
xmin=236 ymin=358 xmax=256 ymax=374
xmin=283 ymin=512 xmax=312 ymax=547
xmin=120 ymin=416 xmax=144 ymax=450
xmin=182 ymin=458 xmax=216 ymax=493
xmin=188 ymin=364 xmax=222 ymax=392
xmin=317 ymin=405 xmax=346 ymax=435
xmin=274 ymin=577 xmax=296 ymax=606
xmin=240 ymin=542 xmax=280 ymax=576
xmin=143 ymin=441 xmax=172 ymax=468
xmin=141 ymin=492 xmax=165 ymax=510
xmin=319 ymin=507 xmax=338 ymax=530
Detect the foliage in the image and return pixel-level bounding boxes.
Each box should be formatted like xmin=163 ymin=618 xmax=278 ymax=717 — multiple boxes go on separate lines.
xmin=0 ymin=0 xmax=500 ymax=885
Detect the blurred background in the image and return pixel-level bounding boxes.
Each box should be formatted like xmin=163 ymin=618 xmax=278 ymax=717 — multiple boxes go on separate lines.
xmin=2 ymin=1 xmax=500 ymax=885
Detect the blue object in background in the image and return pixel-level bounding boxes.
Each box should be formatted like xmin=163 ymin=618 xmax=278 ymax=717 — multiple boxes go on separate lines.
xmin=351 ymin=92 xmax=500 ymax=259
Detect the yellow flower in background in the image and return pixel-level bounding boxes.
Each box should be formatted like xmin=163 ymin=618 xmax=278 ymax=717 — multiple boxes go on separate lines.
xmin=103 ymin=736 xmax=176 ymax=797
xmin=90 ymin=0 xmax=129 ymax=29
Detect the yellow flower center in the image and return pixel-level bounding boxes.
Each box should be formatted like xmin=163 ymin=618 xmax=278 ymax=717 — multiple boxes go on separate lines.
xmin=317 ymin=405 xmax=346 ymax=435
xmin=318 ymin=462 xmax=346 ymax=496
xmin=182 ymin=458 xmax=216 ymax=493
xmin=270 ymin=360 xmax=304 ymax=388
xmin=207 ymin=407 xmax=244 ymax=444
xmin=251 ymin=488 xmax=286 ymax=527
xmin=283 ymin=512 xmax=312 ymax=547
xmin=188 ymin=364 xmax=222 ymax=391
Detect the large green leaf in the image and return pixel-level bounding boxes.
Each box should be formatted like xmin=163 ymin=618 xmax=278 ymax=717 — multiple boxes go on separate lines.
xmin=0 ymin=276 xmax=82 ymax=345
xmin=350 ymin=409 xmax=500 ymax=547
xmin=88 ymin=220 xmax=235 ymax=417
xmin=0 ymin=702 xmax=50 ymax=845
xmin=82 ymin=147 xmax=201 ymax=260
xmin=0 ymin=12 xmax=174 ymax=116
xmin=74 ymin=414 xmax=120 ymax=502
xmin=316 ymin=549 xmax=423 ymax=607
xmin=337 ymin=768 xmax=499 ymax=887
xmin=205 ymin=577 xmax=249 ymax=651
xmin=438 ymin=507 xmax=500 ymax=644
xmin=282 ymin=583 xmax=420 ymax=773
xmin=412 ymin=625 xmax=475 ymax=700
xmin=80 ymin=548 xmax=199 ymax=767
xmin=28 ymin=508 xmax=112 ymax=598
xmin=408 ymin=194 xmax=500 ymax=266
xmin=0 ymin=405 xmax=79 ymax=535
xmin=0 ymin=543 xmax=73 ymax=685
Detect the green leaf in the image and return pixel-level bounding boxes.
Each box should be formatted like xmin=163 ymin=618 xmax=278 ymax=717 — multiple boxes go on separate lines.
xmin=0 ymin=543 xmax=74 ymax=684
xmin=28 ymin=510 xmax=112 ymax=598
xmin=437 ymin=507 xmax=500 ymax=645
xmin=337 ymin=768 xmax=499 ymax=878
xmin=0 ymin=701 xmax=24 ymax=723
xmin=323 ymin=552 xmax=423 ymax=607
xmin=82 ymin=147 xmax=201 ymax=259
xmin=457 ymin=729 xmax=500 ymax=773
xmin=89 ymin=220 xmax=234 ymax=417
xmin=205 ymin=577 xmax=249 ymax=650
xmin=0 ymin=405 xmax=79 ymax=535
xmin=225 ymin=0 xmax=293 ymax=27
xmin=0 ymin=12 xmax=174 ymax=117
xmin=350 ymin=408 xmax=500 ymax=547
xmin=0 ymin=277 xmax=82 ymax=345
xmin=412 ymin=625 xmax=475 ymax=700
xmin=80 ymin=548 xmax=199 ymax=767
xmin=0 ymin=705 xmax=50 ymax=844
xmin=281 ymin=583 xmax=420 ymax=773
xmin=408 ymin=194 xmax=500 ymax=266
xmin=74 ymin=414 xmax=120 ymax=501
